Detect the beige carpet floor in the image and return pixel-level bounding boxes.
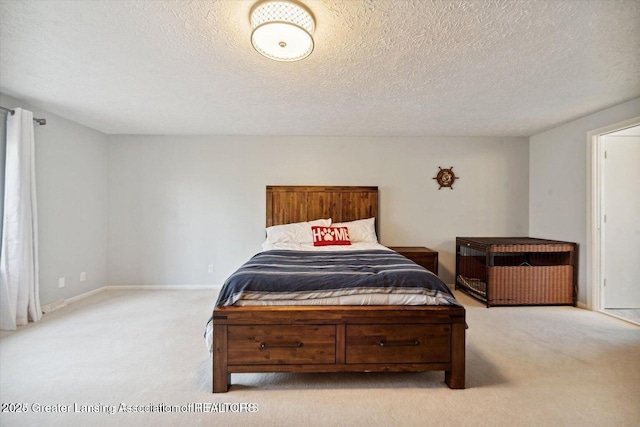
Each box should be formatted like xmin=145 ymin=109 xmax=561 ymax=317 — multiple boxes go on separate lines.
xmin=0 ymin=289 xmax=639 ymax=427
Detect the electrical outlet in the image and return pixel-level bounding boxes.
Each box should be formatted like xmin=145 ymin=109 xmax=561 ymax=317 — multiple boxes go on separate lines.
xmin=208 ymin=264 xmax=214 ymax=273
xmin=58 ymin=277 xmax=65 ymax=288
xmin=80 ymin=272 xmax=86 ymax=282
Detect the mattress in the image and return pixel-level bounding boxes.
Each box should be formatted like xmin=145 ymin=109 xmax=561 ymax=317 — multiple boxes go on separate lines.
xmin=215 ymin=246 xmax=458 ymax=307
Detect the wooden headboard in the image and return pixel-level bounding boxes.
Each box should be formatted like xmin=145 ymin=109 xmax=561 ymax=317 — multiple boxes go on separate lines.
xmin=266 ymin=186 xmax=378 ymax=229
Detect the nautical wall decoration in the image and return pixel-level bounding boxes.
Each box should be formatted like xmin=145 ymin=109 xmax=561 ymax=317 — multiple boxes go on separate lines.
xmin=433 ymin=167 xmax=458 ymax=189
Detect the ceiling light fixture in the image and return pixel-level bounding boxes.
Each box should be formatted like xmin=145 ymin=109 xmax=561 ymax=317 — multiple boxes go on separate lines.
xmin=250 ymin=0 xmax=315 ymax=62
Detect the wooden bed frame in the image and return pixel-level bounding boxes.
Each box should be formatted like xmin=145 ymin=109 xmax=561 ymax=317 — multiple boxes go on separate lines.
xmin=212 ymin=186 xmax=466 ymax=392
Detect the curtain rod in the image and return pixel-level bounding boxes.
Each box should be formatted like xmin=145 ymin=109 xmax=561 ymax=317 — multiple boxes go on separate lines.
xmin=0 ymin=106 xmax=47 ymax=126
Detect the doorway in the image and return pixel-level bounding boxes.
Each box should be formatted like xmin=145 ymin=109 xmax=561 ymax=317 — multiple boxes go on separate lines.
xmin=590 ymin=120 xmax=640 ymax=325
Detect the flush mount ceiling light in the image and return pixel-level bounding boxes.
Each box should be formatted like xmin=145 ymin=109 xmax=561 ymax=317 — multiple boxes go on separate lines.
xmin=250 ymin=0 xmax=315 ymax=62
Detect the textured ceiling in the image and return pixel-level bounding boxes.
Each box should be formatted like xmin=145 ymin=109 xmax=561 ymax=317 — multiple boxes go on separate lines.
xmin=1 ymin=0 xmax=639 ymax=136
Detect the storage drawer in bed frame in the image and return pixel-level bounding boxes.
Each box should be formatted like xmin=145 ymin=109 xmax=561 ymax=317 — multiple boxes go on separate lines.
xmin=455 ymin=237 xmax=577 ymax=307
xmin=212 ymin=306 xmax=466 ymax=392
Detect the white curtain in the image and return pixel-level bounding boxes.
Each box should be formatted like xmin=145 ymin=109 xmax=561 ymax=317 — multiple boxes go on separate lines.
xmin=0 ymin=108 xmax=42 ymax=330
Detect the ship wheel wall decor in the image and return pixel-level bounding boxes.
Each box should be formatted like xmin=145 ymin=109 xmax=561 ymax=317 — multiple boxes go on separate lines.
xmin=433 ymin=167 xmax=458 ymax=189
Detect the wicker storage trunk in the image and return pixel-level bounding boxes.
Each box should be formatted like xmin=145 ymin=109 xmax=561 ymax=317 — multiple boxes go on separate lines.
xmin=455 ymin=237 xmax=577 ymax=307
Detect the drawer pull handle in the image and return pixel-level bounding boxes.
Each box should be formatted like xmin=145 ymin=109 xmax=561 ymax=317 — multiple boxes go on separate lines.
xmin=378 ymin=340 xmax=420 ymax=347
xmin=259 ymin=342 xmax=303 ymax=349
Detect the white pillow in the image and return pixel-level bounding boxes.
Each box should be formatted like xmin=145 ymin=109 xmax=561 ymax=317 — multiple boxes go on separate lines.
xmin=331 ymin=217 xmax=377 ymax=243
xmin=264 ymin=218 xmax=331 ymax=245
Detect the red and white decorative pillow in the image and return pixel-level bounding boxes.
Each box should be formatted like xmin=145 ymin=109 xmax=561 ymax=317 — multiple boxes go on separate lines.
xmin=311 ymin=226 xmax=351 ymax=246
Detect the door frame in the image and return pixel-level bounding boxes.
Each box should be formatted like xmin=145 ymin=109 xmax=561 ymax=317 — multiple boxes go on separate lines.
xmin=587 ymin=116 xmax=640 ymax=311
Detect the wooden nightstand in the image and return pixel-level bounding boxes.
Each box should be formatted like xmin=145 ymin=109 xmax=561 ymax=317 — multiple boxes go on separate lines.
xmin=388 ymin=246 xmax=438 ymax=275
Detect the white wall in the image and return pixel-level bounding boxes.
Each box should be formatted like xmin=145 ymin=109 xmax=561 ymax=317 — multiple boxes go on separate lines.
xmin=5 ymin=91 xmax=638 ymax=308
xmin=108 ymin=135 xmax=529 ymax=286
xmin=529 ymin=97 xmax=640 ymax=305
xmin=0 ymin=94 xmax=109 ymax=306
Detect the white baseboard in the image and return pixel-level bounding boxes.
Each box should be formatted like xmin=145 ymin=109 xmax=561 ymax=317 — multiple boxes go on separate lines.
xmin=41 ymin=298 xmax=67 ymax=313
xmin=105 ymin=284 xmax=221 ymax=291
xmin=66 ymin=286 xmax=108 ymax=305
xmin=41 ymin=285 xmax=222 ymax=313
xmin=42 ymin=287 xmax=106 ymax=313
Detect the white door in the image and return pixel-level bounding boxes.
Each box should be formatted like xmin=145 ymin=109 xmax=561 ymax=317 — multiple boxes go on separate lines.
xmin=602 ymin=134 xmax=640 ymax=308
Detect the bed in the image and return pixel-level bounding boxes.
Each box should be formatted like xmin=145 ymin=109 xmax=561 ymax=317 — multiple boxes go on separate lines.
xmin=210 ymin=186 xmax=466 ymax=392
